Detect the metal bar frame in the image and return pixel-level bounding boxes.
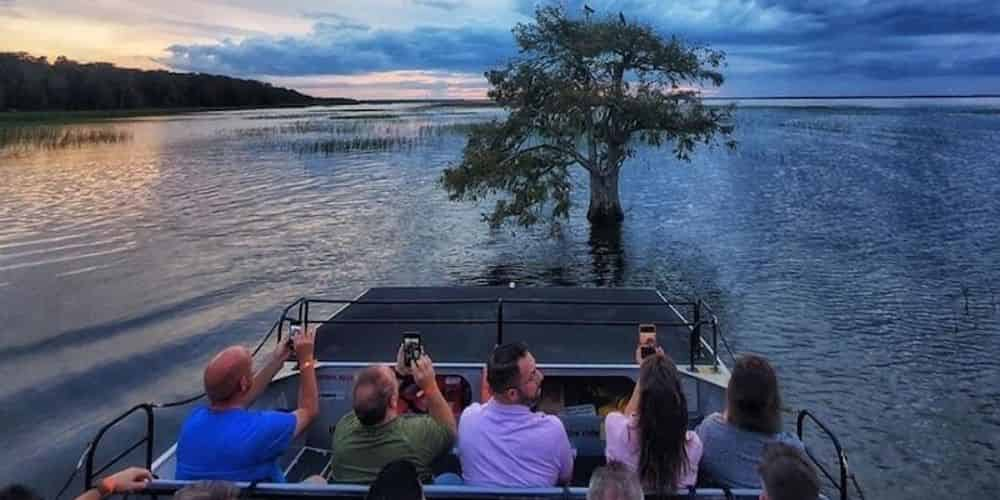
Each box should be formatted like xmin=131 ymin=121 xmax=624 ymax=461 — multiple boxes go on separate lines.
xmin=84 ymin=403 xmax=154 ymax=489
xmin=797 ymin=410 xmax=849 ymax=500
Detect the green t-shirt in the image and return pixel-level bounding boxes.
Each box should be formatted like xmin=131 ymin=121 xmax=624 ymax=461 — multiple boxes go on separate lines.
xmin=328 ymin=412 xmax=454 ymax=484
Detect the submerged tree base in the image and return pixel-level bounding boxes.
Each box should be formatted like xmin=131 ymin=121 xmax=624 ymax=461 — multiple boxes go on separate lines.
xmin=587 ymin=205 xmax=625 ymax=225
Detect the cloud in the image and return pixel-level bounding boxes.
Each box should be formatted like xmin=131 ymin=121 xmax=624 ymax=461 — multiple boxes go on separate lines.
xmin=162 ymin=22 xmax=514 ymax=77
xmin=0 ymin=0 xmax=23 ymax=18
xmin=155 ymin=0 xmax=1000 ymax=96
xmin=413 ymin=0 xmax=466 ymax=9
xmin=264 ymin=70 xmax=489 ymax=99
xmin=299 ymin=10 xmax=370 ymax=30
xmin=513 ymin=0 xmax=1000 ymax=86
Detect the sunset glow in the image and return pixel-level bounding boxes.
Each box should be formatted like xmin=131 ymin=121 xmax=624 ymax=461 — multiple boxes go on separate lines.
xmin=2 ymin=0 xmax=998 ymax=99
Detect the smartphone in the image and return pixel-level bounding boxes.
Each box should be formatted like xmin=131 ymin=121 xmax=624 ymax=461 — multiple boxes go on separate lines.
xmin=403 ymin=332 xmax=423 ymax=366
xmin=286 ymin=321 xmax=302 ymax=349
xmin=639 ymin=324 xmax=657 ymax=358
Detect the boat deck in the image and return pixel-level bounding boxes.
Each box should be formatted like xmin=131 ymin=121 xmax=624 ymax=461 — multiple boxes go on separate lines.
xmin=313 ymin=287 xmax=705 ymax=365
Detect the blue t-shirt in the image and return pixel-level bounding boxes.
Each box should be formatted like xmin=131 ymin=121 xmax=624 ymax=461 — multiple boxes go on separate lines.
xmin=176 ymin=406 xmax=296 ymax=482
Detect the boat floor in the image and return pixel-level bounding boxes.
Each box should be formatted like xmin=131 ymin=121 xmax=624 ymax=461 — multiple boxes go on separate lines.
xmin=314 ymin=287 xmax=705 ymax=364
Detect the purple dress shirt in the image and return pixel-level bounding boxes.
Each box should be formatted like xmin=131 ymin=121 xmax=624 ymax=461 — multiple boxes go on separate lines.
xmin=457 ymin=399 xmax=574 ymax=487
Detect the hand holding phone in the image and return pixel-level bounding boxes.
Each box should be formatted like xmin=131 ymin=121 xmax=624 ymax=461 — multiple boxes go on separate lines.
xmin=403 ymin=332 xmax=423 ymax=367
xmin=285 ymin=321 xmax=302 ymax=353
xmin=639 ymin=324 xmax=657 ymax=360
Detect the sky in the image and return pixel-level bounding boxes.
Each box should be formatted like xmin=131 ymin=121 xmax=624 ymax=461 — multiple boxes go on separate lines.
xmin=2 ymin=0 xmax=999 ymax=99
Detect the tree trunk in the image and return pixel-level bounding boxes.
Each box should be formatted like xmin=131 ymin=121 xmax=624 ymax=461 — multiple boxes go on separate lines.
xmin=587 ymin=168 xmax=624 ymax=225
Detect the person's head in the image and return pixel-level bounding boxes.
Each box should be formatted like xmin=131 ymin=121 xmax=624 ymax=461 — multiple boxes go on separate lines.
xmin=758 ymin=444 xmax=820 ymax=500
xmin=587 ymin=461 xmax=643 ymax=500
xmin=635 ymin=353 xmax=689 ymax=491
xmin=353 ymin=365 xmax=399 ymax=426
xmin=204 ymin=346 xmax=253 ymax=406
xmin=727 ymin=354 xmax=783 ymax=434
xmin=487 ymin=342 xmax=543 ymax=406
xmin=174 ymin=481 xmax=241 ymax=500
xmin=0 ymin=485 xmax=43 ymax=500
xmin=366 ymin=460 xmax=424 ymax=500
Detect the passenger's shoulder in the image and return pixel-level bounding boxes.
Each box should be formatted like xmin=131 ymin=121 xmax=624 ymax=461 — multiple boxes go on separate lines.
xmin=694 ymin=412 xmax=725 ymax=436
xmin=536 ymin=411 xmax=568 ymax=431
xmin=401 ymin=413 xmax=441 ymax=430
xmin=461 ymin=402 xmax=486 ymax=418
xmin=774 ymin=431 xmax=805 ymax=449
xmin=332 ymin=412 xmax=359 ymax=431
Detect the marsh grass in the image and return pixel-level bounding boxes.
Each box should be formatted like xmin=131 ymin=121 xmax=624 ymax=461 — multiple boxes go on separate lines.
xmin=232 ymin=116 xmax=487 ymax=154
xmin=0 ymin=125 xmax=132 ymax=152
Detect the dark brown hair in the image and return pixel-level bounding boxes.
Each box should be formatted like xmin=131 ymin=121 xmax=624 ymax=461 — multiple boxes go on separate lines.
xmin=636 ymin=354 xmax=689 ymax=492
xmin=726 ymin=354 xmax=782 ymax=434
xmin=758 ymin=444 xmax=820 ymax=500
xmin=366 ymin=460 xmax=424 ymax=500
xmin=486 ymin=341 xmax=529 ymax=394
xmin=0 ymin=485 xmax=43 ymax=500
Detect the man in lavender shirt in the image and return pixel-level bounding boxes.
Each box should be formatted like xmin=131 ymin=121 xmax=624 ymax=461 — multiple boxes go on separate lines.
xmin=457 ymin=342 xmax=575 ymax=487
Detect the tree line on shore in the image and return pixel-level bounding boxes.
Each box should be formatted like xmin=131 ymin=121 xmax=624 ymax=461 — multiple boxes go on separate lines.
xmin=0 ymin=52 xmax=355 ymax=112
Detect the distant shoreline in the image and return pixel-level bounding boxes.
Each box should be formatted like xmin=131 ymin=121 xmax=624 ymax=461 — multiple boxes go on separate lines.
xmin=705 ymin=94 xmax=1000 ymax=100
xmin=4 ymin=94 xmax=997 ymax=125
xmin=359 ymin=95 xmax=1000 ymax=104
xmin=0 ymin=102 xmax=360 ymax=124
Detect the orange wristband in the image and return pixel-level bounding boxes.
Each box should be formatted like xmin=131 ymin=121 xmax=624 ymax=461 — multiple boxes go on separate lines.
xmin=300 ymin=359 xmax=316 ymax=370
xmin=98 ymin=476 xmax=116 ymax=496
xmin=421 ymin=384 xmax=441 ymax=398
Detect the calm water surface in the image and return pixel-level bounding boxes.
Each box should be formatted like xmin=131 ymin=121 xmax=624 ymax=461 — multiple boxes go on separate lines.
xmin=1 ymin=100 xmax=998 ymax=498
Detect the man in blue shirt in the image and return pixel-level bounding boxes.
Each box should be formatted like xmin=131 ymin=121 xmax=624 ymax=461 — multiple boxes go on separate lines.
xmin=176 ymin=326 xmax=319 ymax=482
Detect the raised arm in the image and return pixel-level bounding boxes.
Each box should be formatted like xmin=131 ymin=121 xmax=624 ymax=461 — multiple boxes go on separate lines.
xmin=624 ymin=345 xmax=664 ymax=416
xmin=291 ymin=326 xmax=319 ymax=437
xmin=245 ymin=339 xmax=293 ymax=404
xmin=412 ymin=354 xmax=457 ymax=437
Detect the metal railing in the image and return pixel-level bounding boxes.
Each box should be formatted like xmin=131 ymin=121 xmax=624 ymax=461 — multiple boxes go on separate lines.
xmin=276 ymin=295 xmax=727 ymax=372
xmin=797 ymin=410 xmax=866 ymax=500
xmin=72 ymin=290 xmax=730 ymax=495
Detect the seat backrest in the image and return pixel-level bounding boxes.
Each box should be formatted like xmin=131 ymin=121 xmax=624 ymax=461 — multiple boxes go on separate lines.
xmin=144 ymin=480 xmax=763 ymax=500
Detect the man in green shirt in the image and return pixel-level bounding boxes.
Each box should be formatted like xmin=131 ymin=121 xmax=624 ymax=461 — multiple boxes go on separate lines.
xmin=328 ymin=347 xmax=456 ymax=484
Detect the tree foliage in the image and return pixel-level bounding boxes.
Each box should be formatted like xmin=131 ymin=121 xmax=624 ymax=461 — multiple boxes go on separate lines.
xmin=442 ymin=6 xmax=735 ymax=228
xmin=0 ymin=52 xmax=355 ymax=112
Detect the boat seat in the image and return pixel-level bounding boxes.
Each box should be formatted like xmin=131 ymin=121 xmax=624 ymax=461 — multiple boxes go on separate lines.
xmin=144 ymin=479 xmax=765 ymax=499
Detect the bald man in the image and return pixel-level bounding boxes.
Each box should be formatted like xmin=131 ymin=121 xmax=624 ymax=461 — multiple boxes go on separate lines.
xmin=175 ymin=326 xmax=319 ymax=482
xmin=328 ymin=346 xmax=456 ymax=484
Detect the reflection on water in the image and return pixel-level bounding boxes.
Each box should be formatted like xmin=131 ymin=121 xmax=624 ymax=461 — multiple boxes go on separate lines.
xmin=588 ymin=223 xmax=625 ymax=286
xmin=0 ymin=101 xmax=998 ymax=499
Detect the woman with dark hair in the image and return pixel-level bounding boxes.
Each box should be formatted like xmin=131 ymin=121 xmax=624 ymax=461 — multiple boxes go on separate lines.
xmin=695 ymin=354 xmax=804 ymax=489
xmin=604 ymin=347 xmax=701 ymax=492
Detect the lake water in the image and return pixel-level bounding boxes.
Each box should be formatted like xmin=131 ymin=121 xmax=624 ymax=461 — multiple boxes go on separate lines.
xmin=1 ymin=99 xmax=999 ymax=498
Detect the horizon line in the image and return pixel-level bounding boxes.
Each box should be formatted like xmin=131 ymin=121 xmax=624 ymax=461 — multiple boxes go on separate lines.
xmin=358 ymin=94 xmax=1000 ymax=103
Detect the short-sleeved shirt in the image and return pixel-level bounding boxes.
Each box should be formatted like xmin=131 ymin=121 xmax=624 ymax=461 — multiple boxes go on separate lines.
xmin=695 ymin=412 xmax=805 ymax=488
xmin=457 ymin=399 xmax=574 ymax=487
xmin=329 ymin=412 xmax=454 ymax=484
xmin=604 ymin=412 xmax=702 ymax=488
xmin=176 ymin=406 xmax=296 ymax=482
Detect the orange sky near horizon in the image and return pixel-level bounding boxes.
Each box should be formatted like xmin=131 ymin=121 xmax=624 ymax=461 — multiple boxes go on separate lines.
xmin=0 ymin=0 xmax=502 ymax=99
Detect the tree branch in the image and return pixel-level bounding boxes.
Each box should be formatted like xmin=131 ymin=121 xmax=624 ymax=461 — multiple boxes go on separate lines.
xmin=501 ymin=143 xmax=593 ymax=172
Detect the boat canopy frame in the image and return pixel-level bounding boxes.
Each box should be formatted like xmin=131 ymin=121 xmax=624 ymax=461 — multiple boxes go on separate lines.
xmin=67 ymin=288 xmax=861 ymax=500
